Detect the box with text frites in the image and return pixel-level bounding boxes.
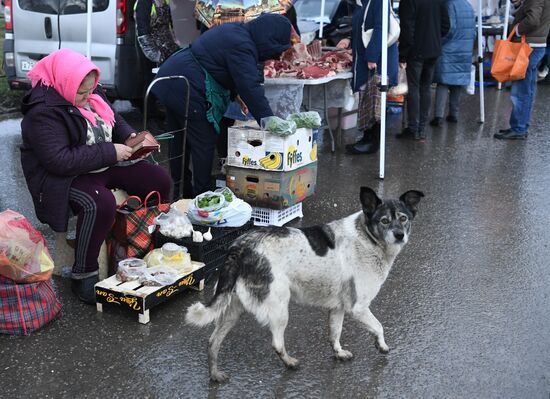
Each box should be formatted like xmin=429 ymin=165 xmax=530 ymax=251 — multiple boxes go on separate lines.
xmin=225 ymin=162 xmax=317 ymax=210
xmin=226 ymin=126 xmax=318 ymax=171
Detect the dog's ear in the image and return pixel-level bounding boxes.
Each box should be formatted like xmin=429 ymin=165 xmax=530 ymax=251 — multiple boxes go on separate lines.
xmin=399 ymin=190 xmax=424 ymax=218
xmin=360 ymin=187 xmax=381 ymax=216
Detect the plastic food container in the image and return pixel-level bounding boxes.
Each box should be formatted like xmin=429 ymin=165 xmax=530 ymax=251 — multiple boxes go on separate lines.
xmin=118 ymin=258 xmax=147 ymax=271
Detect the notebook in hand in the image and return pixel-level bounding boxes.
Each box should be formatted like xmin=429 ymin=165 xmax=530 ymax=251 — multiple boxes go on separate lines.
xmin=126 ymin=131 xmax=160 ymax=160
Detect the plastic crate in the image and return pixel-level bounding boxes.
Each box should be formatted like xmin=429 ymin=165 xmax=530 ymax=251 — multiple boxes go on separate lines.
xmin=154 ymin=221 xmax=254 ymax=282
xmin=251 ymin=203 xmax=303 ymax=227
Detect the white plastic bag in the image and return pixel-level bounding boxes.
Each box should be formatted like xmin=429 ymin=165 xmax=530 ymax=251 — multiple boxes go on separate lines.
xmin=188 ymin=188 xmax=252 ymax=227
xmin=153 ymin=208 xmax=194 ymax=238
xmin=466 ymin=65 xmax=476 ymax=95
xmin=389 ymin=68 xmax=408 ymax=97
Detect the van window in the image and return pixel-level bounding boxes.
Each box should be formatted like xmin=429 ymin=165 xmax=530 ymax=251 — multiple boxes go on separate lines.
xmin=18 ymin=0 xmax=59 ymax=14
xmin=60 ymin=0 xmax=109 ymax=15
xmin=18 ymin=0 xmax=109 ymax=14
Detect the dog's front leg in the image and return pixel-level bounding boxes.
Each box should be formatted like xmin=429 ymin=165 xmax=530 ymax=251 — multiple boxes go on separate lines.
xmin=329 ymin=309 xmax=354 ymax=360
xmin=352 ymin=307 xmax=390 ymax=354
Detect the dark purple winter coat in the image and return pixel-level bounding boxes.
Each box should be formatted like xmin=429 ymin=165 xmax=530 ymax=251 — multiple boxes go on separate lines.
xmin=20 ymin=84 xmax=135 ymax=232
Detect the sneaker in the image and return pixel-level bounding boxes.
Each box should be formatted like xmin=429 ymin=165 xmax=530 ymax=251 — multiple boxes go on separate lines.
xmin=493 ymin=130 xmax=528 ymax=140
xmin=430 ymin=117 xmax=443 ymax=127
xmin=446 ymin=115 xmax=458 ymax=123
xmin=499 ymin=128 xmax=512 ymax=133
xmin=71 ymin=275 xmax=99 ymax=304
xmin=537 ymin=65 xmax=549 ymax=80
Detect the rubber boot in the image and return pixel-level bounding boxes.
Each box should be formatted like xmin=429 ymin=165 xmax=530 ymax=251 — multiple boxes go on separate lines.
xmin=345 ymin=123 xmax=380 ymax=155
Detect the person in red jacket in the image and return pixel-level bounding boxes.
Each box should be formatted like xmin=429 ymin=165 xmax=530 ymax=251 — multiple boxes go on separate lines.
xmin=20 ymin=49 xmax=172 ymax=304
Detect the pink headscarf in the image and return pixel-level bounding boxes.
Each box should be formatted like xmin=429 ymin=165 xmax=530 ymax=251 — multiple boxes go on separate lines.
xmin=28 ymin=48 xmax=115 ymax=127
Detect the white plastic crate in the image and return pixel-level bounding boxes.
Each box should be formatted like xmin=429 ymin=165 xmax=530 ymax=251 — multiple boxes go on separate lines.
xmin=251 ymin=203 xmax=303 ymax=227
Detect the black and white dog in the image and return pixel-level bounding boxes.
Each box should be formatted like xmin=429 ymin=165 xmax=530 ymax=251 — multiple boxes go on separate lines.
xmin=186 ymin=187 xmax=424 ymax=382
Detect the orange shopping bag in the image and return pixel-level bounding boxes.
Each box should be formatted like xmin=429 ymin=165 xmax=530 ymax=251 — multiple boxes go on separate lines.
xmin=491 ymin=26 xmax=533 ymax=82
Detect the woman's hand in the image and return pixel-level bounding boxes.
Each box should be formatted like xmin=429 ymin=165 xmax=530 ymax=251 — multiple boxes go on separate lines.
xmin=114 ymin=143 xmax=133 ymax=161
xmin=368 ymin=62 xmax=377 ymax=70
xmin=399 ymin=62 xmax=407 ymax=69
xmin=336 ymin=38 xmax=350 ymax=49
xmin=236 ymin=95 xmax=249 ymax=116
xmin=124 ymin=132 xmax=137 ymax=145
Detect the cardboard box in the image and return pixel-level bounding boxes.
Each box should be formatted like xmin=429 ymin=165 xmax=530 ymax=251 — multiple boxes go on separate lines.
xmin=227 ymin=126 xmax=318 ymax=171
xmin=226 ymin=162 xmax=317 ymax=209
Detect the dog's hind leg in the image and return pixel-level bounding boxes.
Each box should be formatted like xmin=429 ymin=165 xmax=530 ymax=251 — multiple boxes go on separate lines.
xmin=329 ymin=309 xmax=353 ymax=360
xmin=208 ymin=298 xmax=243 ymax=383
xmin=263 ymin=290 xmax=299 ymax=369
xmin=352 ymin=307 xmax=390 ymax=354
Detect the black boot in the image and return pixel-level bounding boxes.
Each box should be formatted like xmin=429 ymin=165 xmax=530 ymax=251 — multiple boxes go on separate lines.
xmin=71 ymin=275 xmax=99 ymax=305
xmin=345 ymin=124 xmax=380 ymax=155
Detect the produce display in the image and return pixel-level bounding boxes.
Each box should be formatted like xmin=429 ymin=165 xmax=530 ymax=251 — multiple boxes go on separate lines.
xmin=287 ymin=111 xmax=322 ymax=129
xmin=261 ymin=116 xmax=297 ymax=136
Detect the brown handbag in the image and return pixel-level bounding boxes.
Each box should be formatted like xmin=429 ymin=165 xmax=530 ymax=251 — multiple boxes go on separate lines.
xmin=491 ymin=26 xmax=533 ymax=83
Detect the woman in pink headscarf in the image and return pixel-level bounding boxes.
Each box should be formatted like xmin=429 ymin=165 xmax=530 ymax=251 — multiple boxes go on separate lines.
xmin=20 ymin=48 xmax=172 ymax=304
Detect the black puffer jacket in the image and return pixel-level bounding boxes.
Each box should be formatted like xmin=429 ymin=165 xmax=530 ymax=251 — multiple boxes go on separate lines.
xmin=398 ymin=0 xmax=450 ymax=62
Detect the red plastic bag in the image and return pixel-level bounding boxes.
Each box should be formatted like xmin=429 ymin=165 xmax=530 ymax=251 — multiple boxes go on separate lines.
xmin=0 ymin=210 xmax=54 ymax=283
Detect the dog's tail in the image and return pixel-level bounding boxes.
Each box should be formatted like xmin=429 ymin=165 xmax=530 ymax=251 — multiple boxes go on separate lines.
xmin=185 ymin=296 xmax=231 ymax=327
xmin=185 ymin=246 xmax=242 ymax=327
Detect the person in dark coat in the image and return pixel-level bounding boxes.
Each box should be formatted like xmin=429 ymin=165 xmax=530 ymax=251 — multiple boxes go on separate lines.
xmin=398 ymin=0 xmax=449 ymax=140
xmin=337 ymin=0 xmax=399 ymax=155
xmin=20 ymin=49 xmax=172 ymax=304
xmin=152 ymin=13 xmax=294 ymax=198
xmin=430 ymin=0 xmax=475 ymax=126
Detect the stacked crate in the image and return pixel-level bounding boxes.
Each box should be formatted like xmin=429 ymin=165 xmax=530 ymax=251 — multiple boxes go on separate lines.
xmin=225 ymin=125 xmax=318 ymax=226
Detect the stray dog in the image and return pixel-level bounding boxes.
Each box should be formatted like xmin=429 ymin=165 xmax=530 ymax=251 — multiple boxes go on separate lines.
xmin=185 ymin=187 xmax=424 ymax=382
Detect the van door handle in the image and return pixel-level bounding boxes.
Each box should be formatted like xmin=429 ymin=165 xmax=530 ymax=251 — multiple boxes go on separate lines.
xmin=44 ymin=17 xmax=52 ymax=39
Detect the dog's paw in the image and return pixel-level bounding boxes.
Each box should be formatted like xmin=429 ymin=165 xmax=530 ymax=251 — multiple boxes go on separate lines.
xmin=375 ymin=340 xmax=390 ymax=354
xmin=284 ymin=356 xmax=300 ymax=369
xmin=335 ymin=349 xmax=354 ymax=361
xmin=210 ymin=371 xmax=230 ymax=383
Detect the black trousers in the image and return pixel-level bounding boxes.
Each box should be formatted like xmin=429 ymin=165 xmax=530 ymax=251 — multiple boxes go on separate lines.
xmin=165 ymin=111 xmax=217 ymax=199
xmin=405 ymin=58 xmax=438 ymax=133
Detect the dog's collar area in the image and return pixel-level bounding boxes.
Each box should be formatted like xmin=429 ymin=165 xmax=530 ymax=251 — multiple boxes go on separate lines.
xmin=365 ymin=225 xmax=383 ymax=247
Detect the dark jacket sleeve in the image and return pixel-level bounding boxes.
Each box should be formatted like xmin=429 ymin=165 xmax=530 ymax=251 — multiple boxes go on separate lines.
xmin=515 ymin=0 xmax=544 ymax=35
xmin=365 ymin=0 xmax=382 ymax=63
xmin=24 ymin=108 xmax=118 ymax=176
xmin=398 ymin=0 xmax=416 ymax=62
xmin=225 ymin=48 xmax=274 ymax=124
xmin=440 ymin=0 xmax=450 ymax=37
xmin=96 ymin=87 xmax=135 ymax=144
xmin=112 ymin=113 xmax=135 ymax=144
xmin=135 ymin=0 xmax=153 ymax=36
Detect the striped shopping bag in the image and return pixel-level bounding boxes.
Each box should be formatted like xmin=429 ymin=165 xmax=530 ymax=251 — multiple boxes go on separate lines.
xmin=0 ymin=275 xmax=62 ymax=336
xmin=111 ymin=191 xmax=170 ymax=259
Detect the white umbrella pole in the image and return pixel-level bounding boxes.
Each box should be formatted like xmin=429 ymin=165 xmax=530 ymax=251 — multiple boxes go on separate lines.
xmin=319 ymin=0 xmax=326 ymax=39
xmin=86 ymin=0 xmax=92 ymax=59
xmin=497 ymin=0 xmax=511 ymax=90
xmin=379 ymin=0 xmax=389 ymax=179
xmin=477 ymin=0 xmax=485 ymax=122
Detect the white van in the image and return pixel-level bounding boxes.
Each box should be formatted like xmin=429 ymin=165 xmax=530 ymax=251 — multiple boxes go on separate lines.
xmin=2 ymin=0 xmax=152 ymax=102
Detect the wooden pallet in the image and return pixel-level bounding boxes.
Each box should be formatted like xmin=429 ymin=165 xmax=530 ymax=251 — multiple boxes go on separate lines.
xmin=94 ymin=261 xmax=206 ymax=324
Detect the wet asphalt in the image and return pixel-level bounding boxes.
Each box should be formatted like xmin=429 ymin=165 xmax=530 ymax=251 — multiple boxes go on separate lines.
xmin=1 ymin=85 xmax=549 ymax=399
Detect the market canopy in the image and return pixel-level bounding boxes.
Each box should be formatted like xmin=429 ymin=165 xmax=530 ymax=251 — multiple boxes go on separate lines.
xmin=195 ymin=0 xmax=296 ymax=28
